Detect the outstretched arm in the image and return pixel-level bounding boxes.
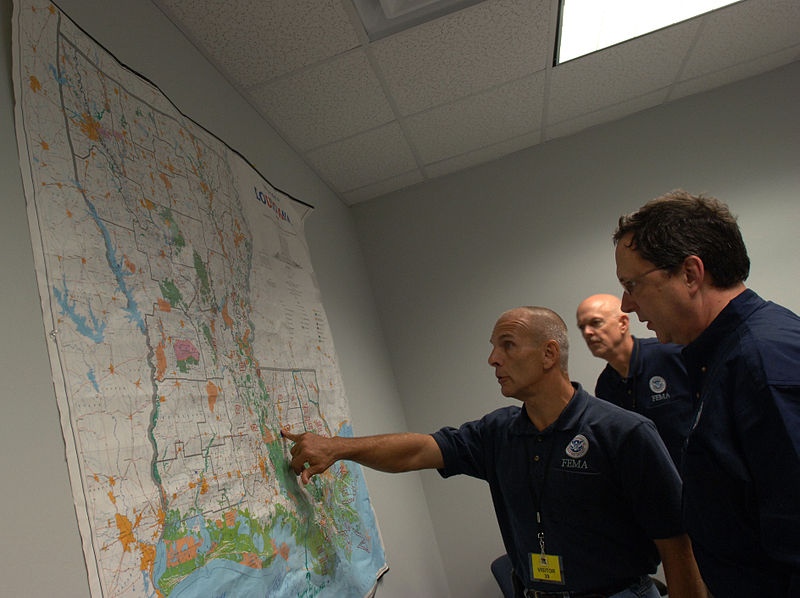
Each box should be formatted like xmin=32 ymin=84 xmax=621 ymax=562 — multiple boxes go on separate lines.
xmin=281 ymin=429 xmax=444 ymax=484
xmin=654 ymin=534 xmax=709 ymax=598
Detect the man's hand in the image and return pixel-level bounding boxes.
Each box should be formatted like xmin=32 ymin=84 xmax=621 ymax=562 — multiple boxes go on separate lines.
xmin=281 ymin=429 xmax=338 ymax=485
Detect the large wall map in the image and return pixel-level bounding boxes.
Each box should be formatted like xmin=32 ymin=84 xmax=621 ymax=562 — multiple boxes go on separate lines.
xmin=12 ymin=2 xmax=387 ymax=596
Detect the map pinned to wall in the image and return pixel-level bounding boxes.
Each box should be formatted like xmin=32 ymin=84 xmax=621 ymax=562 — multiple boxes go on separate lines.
xmin=12 ymin=2 xmax=387 ymax=596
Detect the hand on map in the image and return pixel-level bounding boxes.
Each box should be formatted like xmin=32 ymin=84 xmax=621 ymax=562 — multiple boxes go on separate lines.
xmin=282 ymin=429 xmax=338 ymax=485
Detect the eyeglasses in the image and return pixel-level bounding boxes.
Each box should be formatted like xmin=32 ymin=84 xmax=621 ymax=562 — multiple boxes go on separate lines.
xmin=619 ymin=266 xmax=662 ymax=295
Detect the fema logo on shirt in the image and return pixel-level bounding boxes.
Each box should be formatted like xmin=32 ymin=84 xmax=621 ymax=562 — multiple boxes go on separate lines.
xmin=649 ymin=376 xmax=667 ymax=394
xmin=565 ymin=434 xmax=589 ymax=458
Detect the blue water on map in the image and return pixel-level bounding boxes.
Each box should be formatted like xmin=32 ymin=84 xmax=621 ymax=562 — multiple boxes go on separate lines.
xmin=187 ymin=514 xmax=213 ymax=555
xmin=340 ymin=423 xmax=387 ymax=591
xmin=87 ymin=368 xmax=100 ymax=392
xmin=82 ymin=192 xmax=146 ymax=334
xmin=53 ymin=275 xmax=106 ymax=343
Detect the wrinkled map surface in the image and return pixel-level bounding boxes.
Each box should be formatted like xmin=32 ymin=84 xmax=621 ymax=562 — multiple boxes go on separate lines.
xmin=12 ymin=2 xmax=387 ymax=596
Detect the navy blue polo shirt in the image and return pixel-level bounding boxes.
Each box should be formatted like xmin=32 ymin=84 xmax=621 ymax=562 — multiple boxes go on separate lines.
xmin=595 ymin=337 xmax=693 ymax=469
xmin=432 ymin=384 xmax=683 ymax=593
xmin=682 ymin=289 xmax=800 ymax=597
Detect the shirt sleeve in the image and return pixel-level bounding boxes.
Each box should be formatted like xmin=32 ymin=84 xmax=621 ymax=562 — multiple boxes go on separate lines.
xmin=432 ymin=417 xmax=489 ymax=481
xmin=739 ymin=383 xmax=800 ymax=579
xmin=616 ymin=419 xmax=684 ymax=540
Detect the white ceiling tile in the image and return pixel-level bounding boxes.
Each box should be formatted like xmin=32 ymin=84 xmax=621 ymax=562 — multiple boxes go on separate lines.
xmin=681 ymin=0 xmax=800 ymax=80
xmin=156 ymin=0 xmax=359 ymax=85
xmin=548 ymin=22 xmax=700 ymax=125
xmin=371 ymin=0 xmax=551 ymax=115
xmin=305 ymin=123 xmax=419 ymax=192
xmin=153 ymin=0 xmax=799 ymax=203
xmin=341 ymin=170 xmax=426 ymax=205
xmin=424 ymin=129 xmax=542 ymax=179
xmin=249 ymin=50 xmax=396 ymax=151
xmin=405 ymin=71 xmax=546 ymax=163
xmin=672 ymin=50 xmax=800 ymax=102
xmin=544 ymin=90 xmax=667 ymax=141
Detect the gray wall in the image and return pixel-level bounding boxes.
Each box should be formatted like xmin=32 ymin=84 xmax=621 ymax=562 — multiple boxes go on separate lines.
xmin=0 ymin=1 xmax=449 ymax=596
xmin=352 ymin=61 xmax=800 ymax=598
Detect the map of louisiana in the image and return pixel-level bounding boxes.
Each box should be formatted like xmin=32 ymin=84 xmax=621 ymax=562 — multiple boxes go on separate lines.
xmin=12 ymin=2 xmax=387 ymax=597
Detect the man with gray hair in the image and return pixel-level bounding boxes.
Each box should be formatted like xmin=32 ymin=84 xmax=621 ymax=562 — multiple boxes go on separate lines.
xmin=576 ymin=293 xmax=693 ymax=469
xmin=282 ymin=306 xmax=706 ymax=597
xmin=614 ymin=190 xmax=800 ymax=597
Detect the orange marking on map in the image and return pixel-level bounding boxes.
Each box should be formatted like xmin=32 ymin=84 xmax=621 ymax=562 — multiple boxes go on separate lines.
xmin=155 ymin=343 xmax=167 ymax=380
xmin=157 ymin=298 xmax=171 ymax=312
xmin=39 ymin=140 xmax=48 ymax=150
xmin=139 ymin=542 xmax=155 ymax=572
xmin=166 ymin=536 xmax=200 ymax=568
xmin=159 ymin=172 xmax=172 ymax=190
xmin=108 ymin=490 xmax=116 ymax=504
xmin=78 ymin=113 xmax=102 ymax=141
xmin=221 ymin=302 xmax=233 ymax=329
xmin=115 ymin=513 xmax=135 ymax=552
xmin=241 ymin=552 xmax=262 ymax=569
xmin=199 ymin=477 xmax=209 ymax=495
xmin=206 ymin=381 xmax=218 ymax=413
xmin=124 ymin=257 xmax=136 ymax=272
xmin=29 ymin=75 xmax=41 ymax=93
xmin=109 ymin=364 xmax=115 ymax=375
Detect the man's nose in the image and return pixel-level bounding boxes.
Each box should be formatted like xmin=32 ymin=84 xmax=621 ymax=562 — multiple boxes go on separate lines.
xmin=488 ymin=348 xmax=500 ymax=366
xmin=620 ymin=291 xmax=636 ymax=313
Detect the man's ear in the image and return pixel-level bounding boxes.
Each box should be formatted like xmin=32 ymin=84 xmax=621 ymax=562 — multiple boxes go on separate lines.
xmin=542 ymin=340 xmax=560 ymax=370
xmin=683 ymin=255 xmax=706 ymax=295
xmin=619 ymin=313 xmax=629 ymax=334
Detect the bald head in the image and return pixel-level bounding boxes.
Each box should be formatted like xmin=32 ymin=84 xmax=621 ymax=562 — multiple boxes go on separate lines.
xmin=577 ymin=294 xmax=623 ymax=318
xmin=576 ymin=294 xmax=631 ymax=364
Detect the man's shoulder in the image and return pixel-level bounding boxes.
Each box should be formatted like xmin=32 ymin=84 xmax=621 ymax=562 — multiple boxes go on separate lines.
xmin=468 ymin=405 xmax=524 ymax=432
xmin=636 ymin=336 xmax=683 ymax=357
xmin=581 ymin=392 xmax=653 ymax=428
xmin=736 ymin=298 xmax=800 ymax=381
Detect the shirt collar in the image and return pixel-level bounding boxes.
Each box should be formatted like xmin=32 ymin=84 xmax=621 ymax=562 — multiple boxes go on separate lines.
xmin=509 ymin=383 xmax=588 ymax=435
xmin=683 ymin=288 xmax=762 ymax=365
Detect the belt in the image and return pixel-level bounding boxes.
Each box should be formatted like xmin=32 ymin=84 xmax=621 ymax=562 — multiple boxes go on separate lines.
xmin=523 ymin=577 xmax=640 ymax=598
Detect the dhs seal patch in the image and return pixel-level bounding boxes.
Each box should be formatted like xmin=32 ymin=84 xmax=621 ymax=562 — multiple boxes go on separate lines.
xmin=649 ymin=376 xmax=667 ymax=394
xmin=565 ymin=434 xmax=589 ymax=459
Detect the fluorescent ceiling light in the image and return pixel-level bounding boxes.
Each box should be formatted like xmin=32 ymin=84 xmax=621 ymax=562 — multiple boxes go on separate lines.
xmin=556 ymin=0 xmax=741 ymax=64
xmin=353 ymin=0 xmax=485 ymax=41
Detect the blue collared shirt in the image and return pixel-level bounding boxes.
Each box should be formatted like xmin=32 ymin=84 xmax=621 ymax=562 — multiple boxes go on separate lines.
xmin=595 ymin=336 xmax=694 ymax=469
xmin=682 ymin=289 xmax=800 ymax=597
xmin=432 ymin=384 xmax=682 ymax=592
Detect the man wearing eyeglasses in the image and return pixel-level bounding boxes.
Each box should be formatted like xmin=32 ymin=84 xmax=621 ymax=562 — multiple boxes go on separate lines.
xmin=613 ymin=190 xmax=800 ymax=598
xmin=576 ymin=294 xmax=692 ymax=470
